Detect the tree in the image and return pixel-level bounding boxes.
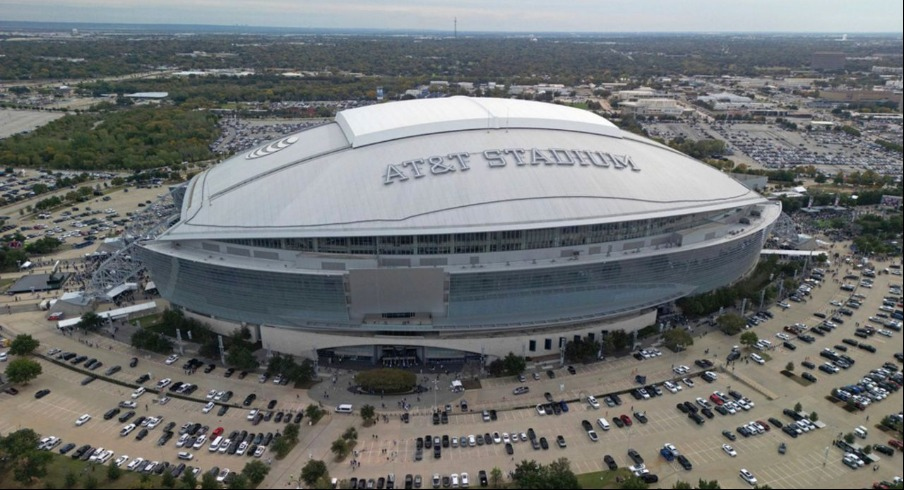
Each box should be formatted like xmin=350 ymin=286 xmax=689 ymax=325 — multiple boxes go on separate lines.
xmin=161 ymin=471 xmax=176 ymax=488
xmin=739 ymin=331 xmax=759 ymax=348
xmin=360 ymin=404 xmax=376 ymax=426
xmin=226 ymin=345 xmax=258 ymax=371
xmin=200 ymin=472 xmax=220 ymax=489
xmin=844 ymin=432 xmax=855 ymax=444
xmin=810 ymin=411 xmax=819 ymax=422
xmin=502 ymin=352 xmax=526 ymax=376
xmin=9 ymin=334 xmax=40 ymax=356
xmin=793 ymin=402 xmax=803 ymax=413
xmin=489 ymin=467 xmax=504 ymax=488
xmin=331 ymin=438 xmax=350 ymax=459
xmin=672 ymin=481 xmax=693 ymax=489
xmin=284 ymin=423 xmax=300 ymax=442
xmin=301 ymin=459 xmax=328 ymax=487
xmin=305 ymin=404 xmax=324 ymax=424
xmin=786 ymin=362 xmax=794 ymax=372
xmin=63 ymin=471 xmax=78 ymax=489
xmin=662 ymin=328 xmax=694 ymax=351
xmin=227 ymin=473 xmax=249 ymax=489
xmin=180 ymin=469 xmax=198 ymax=489
xmin=107 ymin=460 xmax=122 ymax=481
xmin=717 ymin=314 xmax=746 ymax=335
xmin=5 ymin=357 xmax=42 ymax=384
xmin=76 ymin=311 xmax=106 ymax=333
xmin=697 ymin=480 xmax=722 ymax=489
xmin=242 ymin=460 xmax=270 ymax=486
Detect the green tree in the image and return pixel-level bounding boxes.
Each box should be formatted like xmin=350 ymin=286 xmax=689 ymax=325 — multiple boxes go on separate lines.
xmin=502 ymin=352 xmax=526 ymax=376
xmin=242 ymin=460 xmax=270 ymax=486
xmin=718 ymin=314 xmax=746 ymax=335
xmin=180 ymin=469 xmax=198 ymax=489
xmin=305 ymin=404 xmax=324 ymax=424
xmin=786 ymin=362 xmax=794 ymax=372
xmin=227 ymin=473 xmax=249 ymax=489
xmin=5 ymin=357 xmax=43 ymax=384
xmin=810 ymin=411 xmax=819 ymax=422
xmin=489 ymin=467 xmax=504 ymax=488
xmin=794 ymin=402 xmax=803 ymax=413
xmin=739 ymin=331 xmax=759 ymax=348
xmin=662 ymin=328 xmax=694 ymax=351
xmin=284 ymin=423 xmax=300 ymax=442
xmin=697 ymin=480 xmax=722 ymax=489
xmin=107 ymin=460 xmax=122 ymax=481
xmin=83 ymin=474 xmax=99 ymax=489
xmin=226 ymin=345 xmax=258 ymax=371
xmin=76 ymin=311 xmax=106 ymax=332
xmin=672 ymin=481 xmax=693 ymax=490
xmin=161 ymin=471 xmax=176 ymax=488
xmin=331 ymin=437 xmax=349 ymax=459
xmin=360 ymin=404 xmax=376 ymax=426
xmin=200 ymin=473 xmax=219 ymax=489
xmin=301 ymin=459 xmax=328 ymax=487
xmin=9 ymin=334 xmax=40 ymax=356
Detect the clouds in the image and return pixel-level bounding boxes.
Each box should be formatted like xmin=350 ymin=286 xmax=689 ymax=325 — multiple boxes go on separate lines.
xmin=1 ymin=0 xmax=901 ymax=32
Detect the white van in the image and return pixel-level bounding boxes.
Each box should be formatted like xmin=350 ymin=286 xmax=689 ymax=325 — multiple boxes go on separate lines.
xmin=335 ymin=404 xmax=353 ymax=414
xmin=597 ymin=418 xmax=610 ymax=431
xmin=854 ymin=426 xmax=868 ymax=439
xmin=209 ymin=436 xmax=223 ymax=451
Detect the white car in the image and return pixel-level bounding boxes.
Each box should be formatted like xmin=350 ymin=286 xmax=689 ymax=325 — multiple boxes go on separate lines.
xmin=97 ymin=450 xmax=114 ymax=464
xmin=492 ymin=432 xmax=502 ymax=444
xmin=177 ymin=451 xmax=193 ymax=460
xmin=156 ymin=378 xmax=172 ymax=389
xmin=587 ymin=395 xmax=600 ymax=409
xmin=247 ymin=409 xmax=259 ymax=420
xmin=164 ymin=354 xmax=179 ymax=365
xmin=663 ymin=380 xmax=681 ymax=393
xmin=254 ymin=445 xmax=266 ymax=458
xmin=878 ymin=329 xmax=893 ymax=337
xmin=126 ymin=457 xmax=145 ymax=471
xmin=75 ymin=414 xmax=92 ymax=426
xmin=120 ymin=423 xmax=137 ymax=437
xmin=739 ymin=469 xmax=757 ymax=485
xmin=206 ymin=389 xmax=218 ymax=400
xmin=202 ymin=402 xmax=215 ymax=414
xmin=722 ymin=444 xmax=737 ymax=457
xmin=673 ymin=365 xmax=690 ymax=375
xmin=114 ymin=455 xmax=129 ymax=467
xmin=750 ymin=353 xmax=765 ymax=365
xmin=682 ymin=377 xmax=695 ymax=388
xmin=502 ymin=433 xmax=511 ymax=444
xmin=158 ymin=396 xmax=170 ymax=405
xmin=216 ymin=469 xmax=231 ymax=482
xmin=89 ymin=447 xmax=106 ymax=462
xmin=775 ymin=332 xmax=790 ymax=341
xmin=131 ymin=387 xmax=146 ymax=399
xmin=236 ymin=441 xmax=249 ymax=456
xmin=177 ymin=434 xmax=190 ymax=448
xmin=461 ymin=472 xmax=469 ymax=488
xmin=193 ymin=434 xmax=207 ymax=450
xmin=536 ymin=404 xmax=546 ymax=416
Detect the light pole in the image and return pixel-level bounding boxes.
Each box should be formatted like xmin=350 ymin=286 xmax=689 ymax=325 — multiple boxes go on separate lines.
xmin=433 ymin=378 xmax=439 ymax=413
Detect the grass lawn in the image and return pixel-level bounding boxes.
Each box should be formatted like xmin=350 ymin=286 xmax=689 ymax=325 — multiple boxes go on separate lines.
xmin=131 ymin=312 xmax=162 ymax=329
xmin=0 ymin=452 xmax=162 ymax=489
xmin=0 ymin=277 xmax=15 ymax=292
xmin=576 ymin=468 xmax=630 ymax=489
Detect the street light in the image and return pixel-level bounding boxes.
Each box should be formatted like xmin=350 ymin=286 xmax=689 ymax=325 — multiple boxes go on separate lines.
xmin=433 ymin=378 xmax=439 ymax=413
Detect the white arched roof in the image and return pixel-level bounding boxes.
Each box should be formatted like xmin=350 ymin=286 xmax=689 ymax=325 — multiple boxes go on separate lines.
xmin=164 ymin=97 xmax=767 ymax=241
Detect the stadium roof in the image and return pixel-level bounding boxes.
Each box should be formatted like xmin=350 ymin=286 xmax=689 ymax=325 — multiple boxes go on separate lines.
xmin=163 ymin=97 xmax=768 ymax=241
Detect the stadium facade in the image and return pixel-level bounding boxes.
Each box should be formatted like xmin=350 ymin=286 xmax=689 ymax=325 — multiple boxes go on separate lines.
xmin=139 ymin=97 xmax=781 ymax=364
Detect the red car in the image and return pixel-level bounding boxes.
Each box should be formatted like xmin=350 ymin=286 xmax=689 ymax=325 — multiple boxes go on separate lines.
xmin=212 ymin=427 xmax=224 ymax=438
xmin=709 ymin=394 xmax=724 ymax=406
xmin=889 ymin=439 xmax=903 ymax=450
xmin=620 ymin=414 xmax=633 ymax=427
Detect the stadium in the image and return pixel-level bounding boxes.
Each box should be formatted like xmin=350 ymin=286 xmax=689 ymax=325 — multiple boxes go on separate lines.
xmin=138 ymin=96 xmax=781 ymax=365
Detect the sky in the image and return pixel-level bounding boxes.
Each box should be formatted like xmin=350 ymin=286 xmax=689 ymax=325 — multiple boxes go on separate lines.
xmin=0 ymin=0 xmax=901 ymax=33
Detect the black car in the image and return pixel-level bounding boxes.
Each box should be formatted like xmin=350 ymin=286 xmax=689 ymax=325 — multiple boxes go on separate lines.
xmin=105 ymin=365 xmax=122 ymax=376
xmin=136 ymin=428 xmax=149 ymax=441
xmin=783 ymin=341 xmax=797 ymax=351
xmin=130 ymin=357 xmax=139 ymax=368
xmin=103 ymin=408 xmax=121 ymax=420
xmin=243 ymin=394 xmax=257 ymax=406
xmin=238 ymin=370 xmax=248 ymax=379
xmin=81 ymin=375 xmax=97 ymax=386
xmin=432 ymin=412 xmax=440 ymax=425
xmin=627 ymin=449 xmax=644 ymax=465
xmin=613 ymin=416 xmax=625 ymax=428
xmin=722 ymin=430 xmax=736 ymax=441
xmin=802 ymin=372 xmax=817 ymax=382
xmin=293 ymin=412 xmax=304 ymax=424
xmin=700 ymin=407 xmax=714 ymax=419
xmin=59 ymin=442 xmax=77 ymax=454
xmin=567 ymin=366 xmax=577 ymax=375
xmin=677 ymin=454 xmax=693 ymax=470
xmin=603 ymin=455 xmax=618 ymax=470
xmin=688 ymin=412 xmax=705 ymax=425
xmin=610 ymin=393 xmax=622 ymax=406
xmin=873 ymin=444 xmax=895 ymax=456
xmin=676 ymin=403 xmax=688 ymax=414
xmin=478 ymin=470 xmax=488 ymax=487
xmin=546 ymin=370 xmax=556 ymax=379
xmin=539 ymin=437 xmax=549 ymax=450
xmin=135 ymin=373 xmax=150 ymax=384
xmin=71 ymin=444 xmax=91 ymax=459
xmin=694 ymin=359 xmax=713 ymax=368
xmin=527 ymin=428 xmax=536 ymax=440
xmin=633 ymin=411 xmax=648 ymax=424
xmin=268 ymin=399 xmax=278 ymax=410
xmin=218 ymin=405 xmax=229 ymax=416
xmin=640 ymin=474 xmax=659 ymax=484
xmin=768 ymin=417 xmax=783 ymax=428
xmin=204 ymin=363 xmax=216 ymax=374
xmin=34 ymin=389 xmax=51 ymax=399
xmin=505 ymin=442 xmax=514 ymax=455
xmin=220 ymin=391 xmax=233 ymax=403
xmin=801 ymin=361 xmax=816 ymax=369
xmin=224 ymin=368 xmax=235 ymax=378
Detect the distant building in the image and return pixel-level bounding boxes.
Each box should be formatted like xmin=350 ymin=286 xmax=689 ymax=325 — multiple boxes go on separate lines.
xmin=811 ymin=52 xmax=846 ymax=71
xmin=619 ymin=98 xmax=692 ymax=118
xmin=730 ymin=173 xmax=768 ymax=192
xmin=125 ymin=92 xmax=168 ymax=99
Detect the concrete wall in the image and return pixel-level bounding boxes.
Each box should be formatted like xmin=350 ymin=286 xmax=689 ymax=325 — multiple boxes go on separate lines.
xmin=258 ymin=309 xmax=657 ymax=362
xmin=182 ymin=309 xmax=261 ymax=343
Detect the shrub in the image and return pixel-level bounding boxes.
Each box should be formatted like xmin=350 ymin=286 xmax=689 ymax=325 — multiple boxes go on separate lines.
xmin=355 ymin=368 xmax=417 ymax=394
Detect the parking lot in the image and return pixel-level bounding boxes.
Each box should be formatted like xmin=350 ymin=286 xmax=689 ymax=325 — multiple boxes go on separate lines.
xmin=1 ymin=243 xmax=901 ymax=488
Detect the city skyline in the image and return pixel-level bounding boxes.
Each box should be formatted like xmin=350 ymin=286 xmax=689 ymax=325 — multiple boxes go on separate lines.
xmin=0 ymin=0 xmax=902 ymax=33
